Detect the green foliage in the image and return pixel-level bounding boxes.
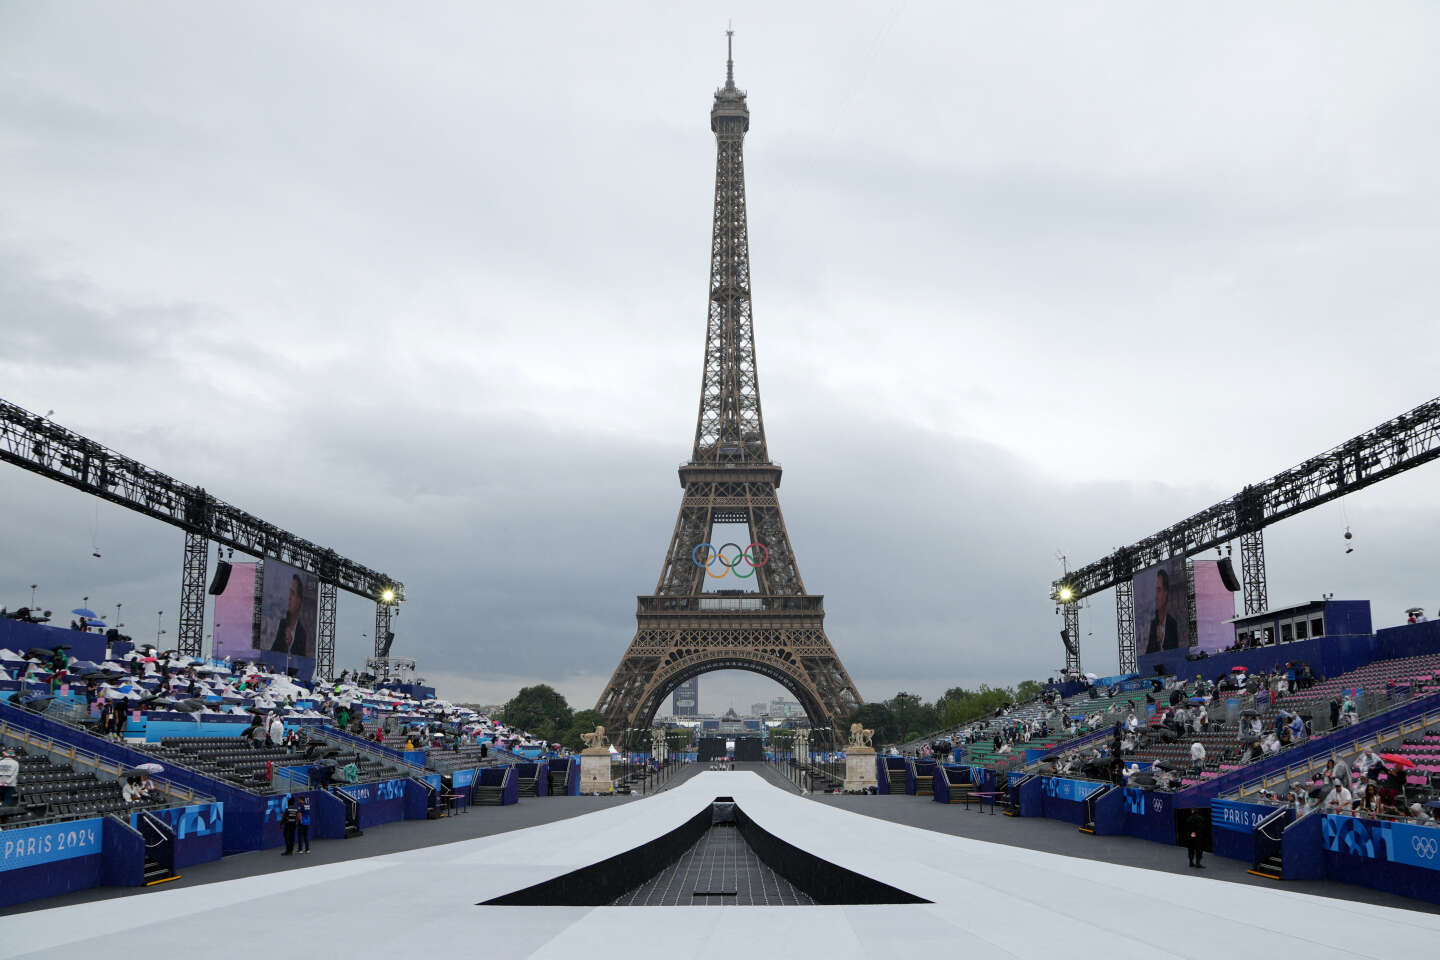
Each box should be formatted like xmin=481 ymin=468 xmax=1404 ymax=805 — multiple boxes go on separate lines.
xmin=558 ymin=708 xmax=606 ymax=752
xmin=850 ymin=679 xmax=1049 ymax=747
xmin=500 ymin=684 xmax=573 ymax=744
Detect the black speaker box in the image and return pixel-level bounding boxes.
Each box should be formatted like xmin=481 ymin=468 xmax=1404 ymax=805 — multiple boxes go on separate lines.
xmin=1217 ymin=555 xmax=1241 ymax=592
xmin=207 ymin=560 xmax=233 ymax=595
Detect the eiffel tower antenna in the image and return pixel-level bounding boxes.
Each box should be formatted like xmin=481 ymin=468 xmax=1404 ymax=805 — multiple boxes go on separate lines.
xmin=595 ymin=34 xmax=862 ymax=747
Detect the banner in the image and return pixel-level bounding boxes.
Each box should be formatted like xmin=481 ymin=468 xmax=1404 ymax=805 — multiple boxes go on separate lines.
xmin=0 ymin=818 xmax=101 ymax=871
xmin=1325 ymin=814 xmax=1440 ymax=872
xmin=1210 ymin=799 xmax=1277 ymax=833
xmin=1042 ymin=777 xmax=1105 ymax=803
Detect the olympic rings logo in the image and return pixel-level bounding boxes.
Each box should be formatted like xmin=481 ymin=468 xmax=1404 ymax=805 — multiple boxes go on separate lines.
xmin=692 ymin=542 xmax=769 ymax=579
xmin=1413 ymin=836 xmax=1439 ymax=859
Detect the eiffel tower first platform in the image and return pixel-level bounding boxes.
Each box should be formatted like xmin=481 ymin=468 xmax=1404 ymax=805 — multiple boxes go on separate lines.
xmin=595 ymin=36 xmax=863 ymax=742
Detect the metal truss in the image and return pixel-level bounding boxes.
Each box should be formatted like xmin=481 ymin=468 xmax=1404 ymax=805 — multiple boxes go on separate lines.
xmin=0 ymin=397 xmax=404 ymax=604
xmin=1053 ymin=396 xmax=1440 ymax=601
xmin=177 ymin=531 xmax=208 ymax=658
xmin=596 ymin=39 xmax=862 ymax=742
xmin=1062 ymin=603 xmax=1081 ymax=675
xmin=1115 ymin=579 xmax=1136 ymax=674
xmin=1240 ymin=530 xmax=1268 ymax=615
xmin=374 ymin=603 xmax=394 ymax=659
xmin=316 ymin=580 xmax=338 ymax=681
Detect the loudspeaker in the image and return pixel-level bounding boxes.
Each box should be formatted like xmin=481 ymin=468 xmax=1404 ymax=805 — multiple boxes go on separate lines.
xmin=207 ymin=560 xmax=233 ymax=595
xmin=379 ymin=631 xmax=396 ymax=658
xmin=1060 ymin=629 xmax=1077 ymax=656
xmin=1217 ymin=556 xmax=1241 ymax=592
xmin=1153 ymin=665 xmax=1166 ymax=676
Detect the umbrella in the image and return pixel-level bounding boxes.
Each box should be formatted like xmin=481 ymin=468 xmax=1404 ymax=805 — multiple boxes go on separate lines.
xmin=173 ymin=698 xmax=208 ymax=713
xmin=24 ymin=648 xmax=55 ymax=661
xmin=70 ymin=661 xmax=102 ymax=675
xmin=71 ymin=608 xmax=98 ymax=619
xmin=1187 ymin=697 xmax=1206 ymax=704
xmin=1231 ymin=666 xmax=1248 ymax=672
xmin=1381 ymin=755 xmax=1416 ymax=769
xmin=1308 ymin=783 xmax=1331 ymax=799
xmin=84 ymin=619 xmax=106 ymax=628
xmin=134 ymin=762 xmax=164 ymax=775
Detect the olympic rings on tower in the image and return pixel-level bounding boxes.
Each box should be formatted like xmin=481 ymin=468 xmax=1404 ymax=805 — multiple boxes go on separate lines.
xmin=691 ymin=542 xmax=769 ymax=579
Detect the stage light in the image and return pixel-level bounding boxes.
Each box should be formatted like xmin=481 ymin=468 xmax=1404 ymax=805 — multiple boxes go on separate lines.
xmin=380 ymin=588 xmax=396 ymax=604
xmin=1057 ymin=586 xmax=1074 ymax=603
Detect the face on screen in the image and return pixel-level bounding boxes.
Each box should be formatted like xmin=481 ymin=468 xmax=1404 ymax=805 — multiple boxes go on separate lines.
xmin=1155 ymin=573 xmax=1168 ymax=616
xmin=288 ymin=577 xmax=302 ymax=621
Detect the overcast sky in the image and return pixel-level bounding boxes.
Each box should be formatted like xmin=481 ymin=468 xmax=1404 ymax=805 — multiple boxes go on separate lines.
xmin=3 ymin=3 xmax=1439 ymax=714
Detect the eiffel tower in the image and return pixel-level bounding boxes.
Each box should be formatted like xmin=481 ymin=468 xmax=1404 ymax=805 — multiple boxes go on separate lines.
xmin=595 ymin=34 xmax=862 ymax=742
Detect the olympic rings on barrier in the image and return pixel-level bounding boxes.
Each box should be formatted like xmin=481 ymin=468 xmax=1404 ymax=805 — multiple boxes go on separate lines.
xmin=1414 ymin=835 xmax=1439 ymax=859
xmin=691 ymin=541 xmax=769 ymax=579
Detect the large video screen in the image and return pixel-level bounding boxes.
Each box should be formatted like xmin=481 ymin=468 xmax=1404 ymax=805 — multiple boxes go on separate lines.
xmin=257 ymin=559 xmax=319 ymax=663
xmin=1135 ymin=557 xmax=1191 ymax=655
xmin=212 ymin=562 xmax=257 ymax=660
xmin=1191 ymin=559 xmax=1237 ymax=654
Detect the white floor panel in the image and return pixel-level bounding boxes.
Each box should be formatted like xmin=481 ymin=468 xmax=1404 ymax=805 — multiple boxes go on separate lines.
xmin=4 ymin=771 xmax=1437 ymax=959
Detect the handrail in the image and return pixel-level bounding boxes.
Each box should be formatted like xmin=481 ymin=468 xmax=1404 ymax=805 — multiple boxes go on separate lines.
xmin=0 ymin=717 xmax=210 ymax=807
xmin=1231 ymin=703 xmax=1440 ymax=799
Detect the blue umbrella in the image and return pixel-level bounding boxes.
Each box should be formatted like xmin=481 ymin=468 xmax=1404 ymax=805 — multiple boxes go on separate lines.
xmin=85 ymin=618 xmax=106 ymax=628
xmin=71 ymin=608 xmax=98 ymax=619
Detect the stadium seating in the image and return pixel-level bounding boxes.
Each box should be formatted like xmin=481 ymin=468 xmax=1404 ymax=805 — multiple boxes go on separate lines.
xmin=0 ymin=746 xmax=165 ymax=828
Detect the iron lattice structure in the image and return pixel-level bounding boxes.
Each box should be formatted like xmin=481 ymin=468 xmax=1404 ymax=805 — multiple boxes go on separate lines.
xmin=177 ymin=531 xmax=209 ymax=658
xmin=0 ymin=397 xmax=403 ymax=672
xmin=1053 ymin=396 xmax=1440 ymax=666
xmin=316 ymin=580 xmax=338 ymax=681
xmin=1114 ymin=579 xmax=1135 ymax=674
xmin=595 ymin=38 xmax=862 ymax=742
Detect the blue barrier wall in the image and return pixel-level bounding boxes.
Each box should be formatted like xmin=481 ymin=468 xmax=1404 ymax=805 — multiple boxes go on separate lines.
xmin=1093 ymin=785 xmax=1125 ymax=835
xmin=312 ymin=788 xmax=347 ymax=839
xmin=100 ymin=814 xmax=145 ymax=889
xmin=1209 ymin=799 xmax=1278 ymax=863
xmin=134 ymin=802 xmax=224 ymax=868
xmin=0 ymin=816 xmax=106 ymax=908
xmin=1017 ymin=775 xmax=1042 ymax=817
xmin=1320 ymin=813 xmax=1440 ymax=904
xmin=1123 ymin=788 xmax=1177 ymax=844
xmin=338 ymin=778 xmax=407 ymax=828
xmin=1039 ymin=776 xmax=1104 ymax=824
xmin=1282 ymin=811 xmax=1324 ymax=880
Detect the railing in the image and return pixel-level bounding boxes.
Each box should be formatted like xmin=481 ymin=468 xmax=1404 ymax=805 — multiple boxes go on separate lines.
xmin=1252 ymin=806 xmax=1293 ymax=867
xmin=0 ymin=715 xmax=210 ymax=808
xmin=1233 ymin=701 xmax=1440 ymax=800
xmin=636 ymin=595 xmax=824 ymax=615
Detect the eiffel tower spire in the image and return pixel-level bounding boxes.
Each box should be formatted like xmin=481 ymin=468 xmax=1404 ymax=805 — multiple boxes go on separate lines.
xmin=696 ymin=28 xmax=763 ymax=466
xmin=594 ymin=35 xmax=862 ymax=744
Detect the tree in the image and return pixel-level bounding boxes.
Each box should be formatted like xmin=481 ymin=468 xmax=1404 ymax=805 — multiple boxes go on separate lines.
xmin=500 ymin=684 xmax=573 ymax=743
xmin=851 ymin=701 xmax=899 ymax=746
xmin=1014 ymin=680 xmax=1045 ymax=703
xmin=558 ymin=708 xmax=605 ymax=752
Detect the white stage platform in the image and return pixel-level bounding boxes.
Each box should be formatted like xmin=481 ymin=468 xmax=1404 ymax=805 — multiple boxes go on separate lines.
xmin=5 ymin=772 xmax=1438 ymax=958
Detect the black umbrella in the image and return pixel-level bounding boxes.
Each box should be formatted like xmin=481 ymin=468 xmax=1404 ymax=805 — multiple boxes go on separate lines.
xmin=1308 ymin=783 xmax=1331 ymax=799
xmin=23 ymin=648 xmax=55 ymax=661
xmin=17 ymin=694 xmax=54 ymax=714
xmin=173 ymin=698 xmax=208 ymax=713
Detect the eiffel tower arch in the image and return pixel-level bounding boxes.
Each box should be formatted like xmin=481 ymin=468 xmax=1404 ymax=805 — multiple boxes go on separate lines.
xmin=595 ymin=35 xmax=862 ymax=744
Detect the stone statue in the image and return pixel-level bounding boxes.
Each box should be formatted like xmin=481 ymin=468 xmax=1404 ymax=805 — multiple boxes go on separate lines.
xmin=580 ymin=725 xmax=609 ymax=752
xmin=848 ymin=722 xmax=874 ymax=749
